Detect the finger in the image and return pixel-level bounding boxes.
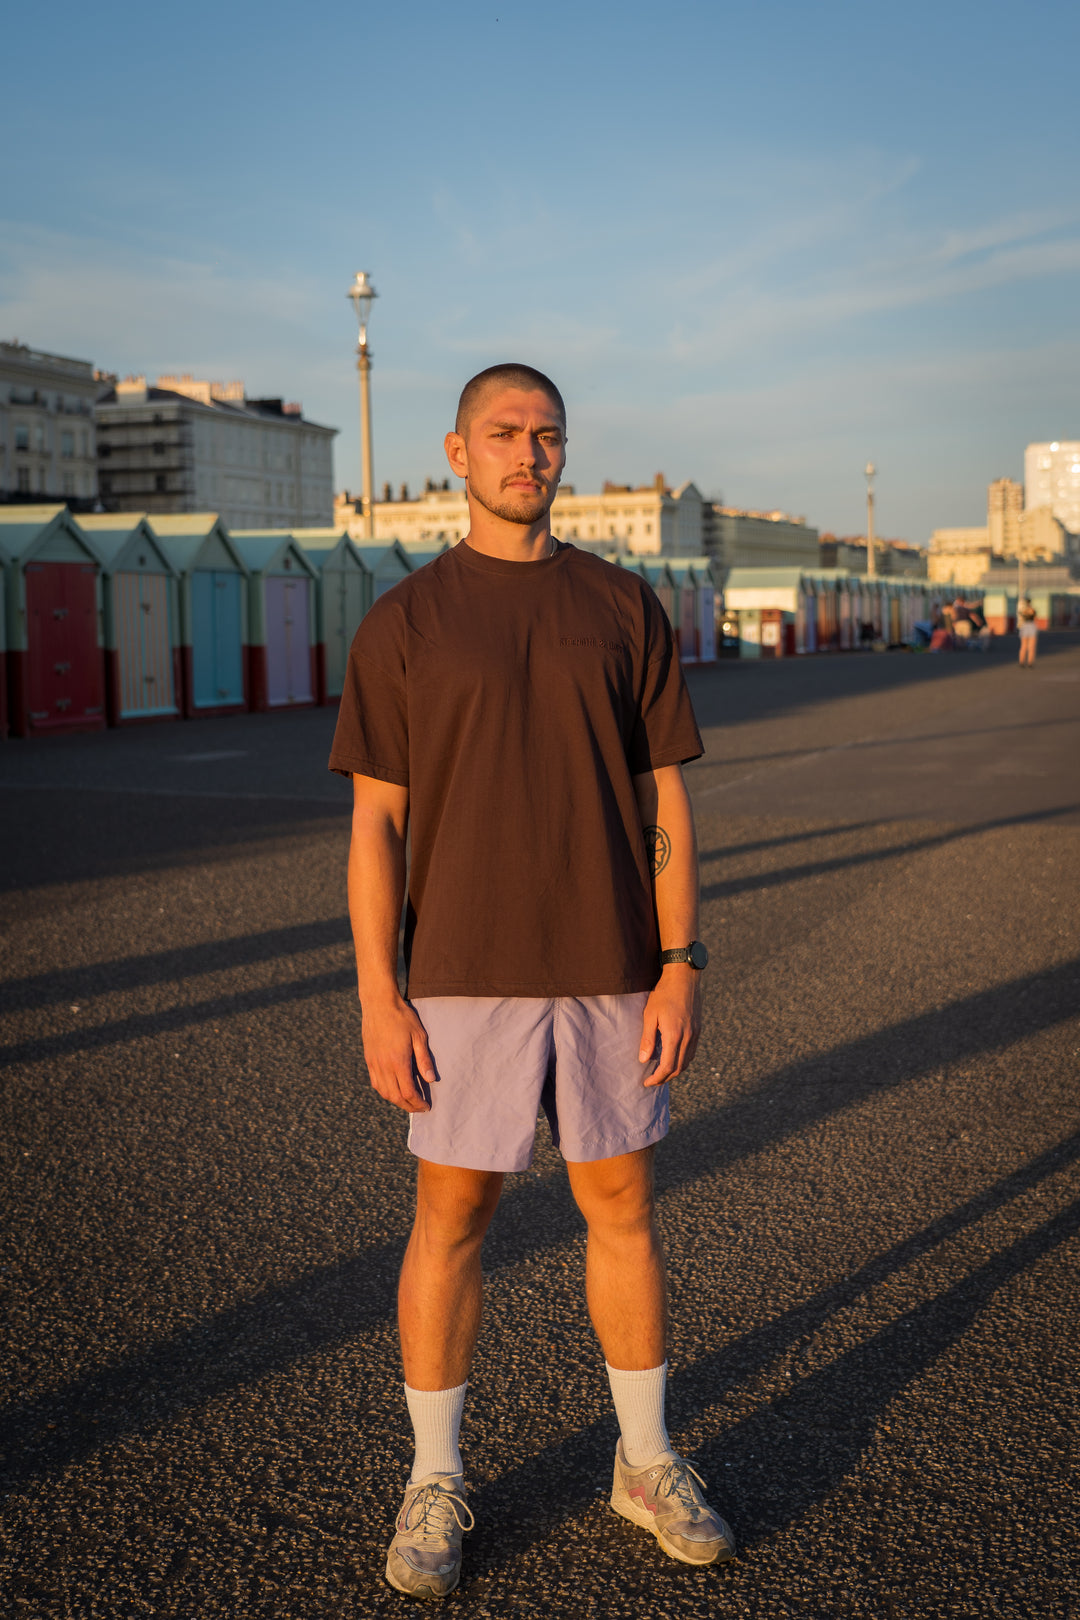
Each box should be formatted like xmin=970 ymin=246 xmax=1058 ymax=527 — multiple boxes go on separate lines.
xmin=646 ymin=1037 xmax=679 ymax=1085
xmin=412 ymin=1027 xmax=437 ymax=1086
xmin=648 ymin=1023 xmax=692 ymax=1085
xmin=638 ymin=1008 xmax=659 ymax=1065
xmin=369 ymin=1057 xmax=430 ymax=1113
xmin=393 ymin=1061 xmax=430 ymax=1112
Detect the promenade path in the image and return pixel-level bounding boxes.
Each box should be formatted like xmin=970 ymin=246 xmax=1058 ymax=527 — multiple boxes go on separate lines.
xmin=2 ymin=635 xmax=1079 ymax=1619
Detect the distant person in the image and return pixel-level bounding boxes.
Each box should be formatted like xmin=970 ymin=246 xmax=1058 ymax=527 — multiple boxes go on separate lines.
xmin=951 ymin=598 xmax=973 ymax=647
xmin=331 ymin=363 xmax=735 ymax=1600
xmin=1018 ymin=595 xmax=1038 ymax=668
xmin=967 ymin=600 xmax=992 ymax=651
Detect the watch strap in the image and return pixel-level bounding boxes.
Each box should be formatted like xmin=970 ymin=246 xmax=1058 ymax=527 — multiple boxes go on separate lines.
xmin=660 ymin=941 xmax=708 ymax=969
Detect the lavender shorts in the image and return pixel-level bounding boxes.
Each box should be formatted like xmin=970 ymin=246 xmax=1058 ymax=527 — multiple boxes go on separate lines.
xmin=407 ymin=993 xmax=668 ymax=1173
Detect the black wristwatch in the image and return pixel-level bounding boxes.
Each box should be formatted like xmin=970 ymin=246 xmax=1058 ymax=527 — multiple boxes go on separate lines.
xmin=660 ymin=941 xmax=709 ymax=970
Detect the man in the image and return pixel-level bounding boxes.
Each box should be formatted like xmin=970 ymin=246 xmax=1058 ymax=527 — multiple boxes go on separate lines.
xmin=330 ymin=363 xmax=735 ymax=1600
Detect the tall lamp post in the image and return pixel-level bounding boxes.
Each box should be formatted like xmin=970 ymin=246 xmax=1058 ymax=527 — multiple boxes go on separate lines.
xmin=347 ymin=270 xmax=378 ymax=539
xmin=864 ymin=461 xmax=877 ymax=580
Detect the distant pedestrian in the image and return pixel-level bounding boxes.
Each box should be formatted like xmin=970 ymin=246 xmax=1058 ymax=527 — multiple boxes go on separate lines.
xmin=1018 ymin=596 xmax=1038 ymax=667
xmin=967 ymin=600 xmax=992 ymax=652
xmin=952 ymin=598 xmax=973 ymax=648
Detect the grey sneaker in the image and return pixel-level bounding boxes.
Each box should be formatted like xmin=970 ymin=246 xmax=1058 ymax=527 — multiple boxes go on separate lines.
xmin=610 ymin=1443 xmax=736 ymax=1566
xmin=385 ymin=1474 xmax=474 ymax=1600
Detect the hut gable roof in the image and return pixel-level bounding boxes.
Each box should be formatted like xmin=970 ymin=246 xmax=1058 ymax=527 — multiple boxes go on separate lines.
xmin=148 ymin=514 xmax=247 ymax=575
xmin=77 ymin=514 xmax=177 ymax=575
xmin=0 ymin=503 xmax=102 ymax=565
xmin=231 ymin=533 xmax=318 ymax=579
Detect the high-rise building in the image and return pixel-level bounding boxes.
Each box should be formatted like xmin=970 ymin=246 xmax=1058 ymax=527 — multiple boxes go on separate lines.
xmin=0 ymin=340 xmax=101 ymax=506
xmin=94 ymin=374 xmax=337 ymax=528
xmin=1025 ymin=441 xmax=1080 ymax=535
xmin=987 ymin=476 xmax=1023 ymax=556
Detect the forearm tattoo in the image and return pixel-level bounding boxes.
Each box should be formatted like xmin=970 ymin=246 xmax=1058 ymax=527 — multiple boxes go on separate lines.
xmin=644 ymin=825 xmax=671 ymax=875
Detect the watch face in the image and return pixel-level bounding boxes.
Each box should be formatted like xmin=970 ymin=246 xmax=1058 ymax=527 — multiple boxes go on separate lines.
xmin=689 ymin=941 xmax=709 ymax=970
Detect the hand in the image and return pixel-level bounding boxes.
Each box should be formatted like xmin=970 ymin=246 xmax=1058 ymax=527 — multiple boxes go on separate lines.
xmin=360 ymin=995 xmax=437 ymax=1113
xmin=639 ymin=967 xmax=702 ymax=1086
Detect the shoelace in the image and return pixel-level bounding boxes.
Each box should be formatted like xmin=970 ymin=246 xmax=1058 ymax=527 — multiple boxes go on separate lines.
xmin=653 ymin=1458 xmax=709 ymax=1517
xmin=402 ymin=1483 xmax=475 ymax=1539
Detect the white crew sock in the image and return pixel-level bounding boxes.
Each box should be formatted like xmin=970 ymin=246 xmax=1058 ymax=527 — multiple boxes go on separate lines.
xmin=405 ymin=1381 xmax=468 ymax=1483
xmin=605 ymin=1361 xmax=673 ymax=1468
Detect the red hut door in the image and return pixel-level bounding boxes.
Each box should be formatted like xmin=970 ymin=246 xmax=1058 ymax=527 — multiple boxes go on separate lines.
xmin=25 ymin=563 xmax=104 ymax=729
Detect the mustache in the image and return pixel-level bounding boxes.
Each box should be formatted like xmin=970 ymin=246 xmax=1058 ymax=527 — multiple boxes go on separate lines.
xmin=500 ymin=472 xmax=547 ymax=490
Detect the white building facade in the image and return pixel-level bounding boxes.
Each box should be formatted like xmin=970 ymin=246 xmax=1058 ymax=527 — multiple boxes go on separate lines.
xmin=339 ymin=475 xmax=709 ymax=555
xmin=1025 ymin=441 xmax=1080 ymax=536
xmin=0 ymin=341 xmax=101 ymax=505
xmin=95 ymin=375 xmax=337 ymax=528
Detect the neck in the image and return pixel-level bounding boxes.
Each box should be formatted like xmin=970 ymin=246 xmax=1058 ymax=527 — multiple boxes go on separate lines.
xmin=462 ymin=496 xmax=555 ymax=563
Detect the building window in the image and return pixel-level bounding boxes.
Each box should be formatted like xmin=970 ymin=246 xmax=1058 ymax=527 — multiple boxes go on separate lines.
xmin=61 ymin=431 xmax=75 ymax=458
xmin=100 ymin=475 xmax=112 ymax=495
xmin=152 ymin=441 xmax=166 ymax=456
xmin=14 ymin=423 xmax=29 ymax=451
xmin=155 ymin=474 xmax=167 ymax=492
xmin=99 ymin=443 xmax=112 ymax=458
xmin=35 ymin=425 xmax=46 ymax=452
xmin=63 ymin=472 xmax=75 ymax=496
xmin=17 ymin=466 xmax=30 ymax=492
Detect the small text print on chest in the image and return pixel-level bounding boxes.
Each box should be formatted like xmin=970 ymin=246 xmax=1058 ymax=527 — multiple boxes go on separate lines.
xmin=560 ymin=635 xmax=628 ymax=654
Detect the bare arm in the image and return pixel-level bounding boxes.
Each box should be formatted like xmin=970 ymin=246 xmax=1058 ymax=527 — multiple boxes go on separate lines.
xmin=347 ymin=772 xmax=435 ymax=1113
xmin=632 ymin=762 xmax=702 ymax=1086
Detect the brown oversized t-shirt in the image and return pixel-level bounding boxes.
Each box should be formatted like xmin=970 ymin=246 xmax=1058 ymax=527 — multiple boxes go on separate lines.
xmin=330 ymin=540 xmax=703 ymax=997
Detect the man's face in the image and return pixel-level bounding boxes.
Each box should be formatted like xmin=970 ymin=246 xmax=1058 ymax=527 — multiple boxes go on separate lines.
xmin=445 ymin=386 xmax=566 ymax=526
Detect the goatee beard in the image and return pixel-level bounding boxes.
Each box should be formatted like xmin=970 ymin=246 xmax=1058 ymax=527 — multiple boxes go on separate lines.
xmin=468 ymin=479 xmax=555 ymax=526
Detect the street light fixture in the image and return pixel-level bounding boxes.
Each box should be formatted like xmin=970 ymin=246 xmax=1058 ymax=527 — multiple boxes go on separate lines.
xmin=347 ymin=270 xmax=378 ymax=539
xmin=864 ymin=461 xmax=877 ymax=581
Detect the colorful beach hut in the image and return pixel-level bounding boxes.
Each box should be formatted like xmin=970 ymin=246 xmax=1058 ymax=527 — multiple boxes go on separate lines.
xmin=293 ymin=530 xmax=374 ymax=703
xmin=149 ymin=515 xmax=249 ymax=718
xmin=398 ymin=537 xmax=452 ymax=572
xmin=0 ymin=530 xmax=8 ymax=738
xmin=666 ymin=559 xmax=702 ymax=661
xmin=231 ymin=533 xmax=318 ymax=712
xmin=0 ymin=504 xmax=106 ymax=738
xmin=79 ymin=514 xmax=180 ymax=726
xmin=349 ymin=540 xmax=413 ymax=600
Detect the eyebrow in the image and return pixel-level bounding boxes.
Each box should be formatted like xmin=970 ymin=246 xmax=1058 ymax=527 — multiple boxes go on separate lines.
xmin=487 ymin=419 xmax=564 ymax=433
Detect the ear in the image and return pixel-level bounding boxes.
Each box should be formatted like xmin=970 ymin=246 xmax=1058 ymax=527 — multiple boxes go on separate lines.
xmin=444 ymin=430 xmax=468 ymax=479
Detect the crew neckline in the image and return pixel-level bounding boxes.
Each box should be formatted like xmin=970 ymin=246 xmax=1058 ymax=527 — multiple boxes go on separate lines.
xmin=452 ymin=538 xmax=570 ymax=577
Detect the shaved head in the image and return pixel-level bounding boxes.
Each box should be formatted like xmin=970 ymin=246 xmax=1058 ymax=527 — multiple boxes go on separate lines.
xmin=455 ymin=363 xmax=566 ymax=439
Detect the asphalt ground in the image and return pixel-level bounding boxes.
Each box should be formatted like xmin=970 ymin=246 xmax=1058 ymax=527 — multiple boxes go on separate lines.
xmin=2 ymin=632 xmax=1079 ymax=1619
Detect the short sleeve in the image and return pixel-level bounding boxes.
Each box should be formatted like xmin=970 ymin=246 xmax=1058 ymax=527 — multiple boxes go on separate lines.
xmin=328 ymin=602 xmax=410 ymax=784
xmin=626 ymin=591 xmax=704 ymax=774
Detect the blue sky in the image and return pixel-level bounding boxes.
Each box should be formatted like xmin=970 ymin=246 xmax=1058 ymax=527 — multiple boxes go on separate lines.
xmin=4 ymin=0 xmax=1078 ymax=540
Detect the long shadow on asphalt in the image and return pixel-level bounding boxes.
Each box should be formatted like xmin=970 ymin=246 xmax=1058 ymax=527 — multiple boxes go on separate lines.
xmin=3 ymin=953 xmax=1078 ymax=1495
xmin=1 ymin=917 xmax=353 ymax=1014
xmin=692 ymin=711 xmax=1080 ymax=774
xmin=698 ymin=802 xmax=1080 ymax=902
xmin=0 ymin=790 xmax=348 ymax=896
xmin=460 ymin=1187 xmax=1080 ymax=1585
xmin=4 ymin=803 xmax=1075 ymax=1072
